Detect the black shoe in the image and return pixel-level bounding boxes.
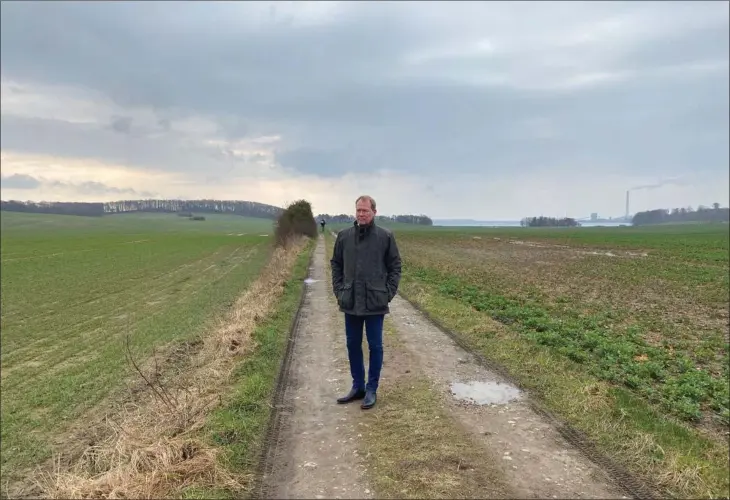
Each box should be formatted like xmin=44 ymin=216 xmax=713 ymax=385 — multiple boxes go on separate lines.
xmin=337 ymin=387 xmax=366 ymax=404
xmin=361 ymin=390 xmax=376 ymax=409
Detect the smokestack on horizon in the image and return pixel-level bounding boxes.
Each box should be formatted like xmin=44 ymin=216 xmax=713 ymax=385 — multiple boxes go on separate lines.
xmin=625 ymin=190 xmax=630 ymax=219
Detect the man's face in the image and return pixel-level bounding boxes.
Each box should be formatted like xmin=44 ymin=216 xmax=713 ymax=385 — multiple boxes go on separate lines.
xmin=356 ymin=199 xmax=376 ymax=225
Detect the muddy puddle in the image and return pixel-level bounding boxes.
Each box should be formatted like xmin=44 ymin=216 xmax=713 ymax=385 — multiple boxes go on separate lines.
xmin=450 ymin=380 xmax=522 ymax=405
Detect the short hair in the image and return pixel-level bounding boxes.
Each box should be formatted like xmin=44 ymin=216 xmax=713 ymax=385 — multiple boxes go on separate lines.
xmin=356 ymin=195 xmax=376 ymax=211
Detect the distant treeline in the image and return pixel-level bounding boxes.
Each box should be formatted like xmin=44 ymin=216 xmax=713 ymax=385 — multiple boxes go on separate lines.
xmin=316 ymin=214 xmax=354 ymax=224
xmin=317 ymin=213 xmax=433 ymax=226
xmin=1 ymin=200 xmax=104 ymax=216
xmin=1 ymin=199 xmax=283 ymax=219
xmin=632 ymin=203 xmax=729 ymax=226
xmin=104 ymin=199 xmax=283 ymax=219
xmin=520 ymin=216 xmax=580 ymax=227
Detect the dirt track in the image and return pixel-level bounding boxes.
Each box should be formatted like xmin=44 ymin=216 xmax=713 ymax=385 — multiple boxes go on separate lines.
xmin=261 ymin=236 xmax=373 ymax=499
xmin=261 ymin=234 xmax=630 ymax=499
xmin=387 ymin=296 xmax=626 ymax=499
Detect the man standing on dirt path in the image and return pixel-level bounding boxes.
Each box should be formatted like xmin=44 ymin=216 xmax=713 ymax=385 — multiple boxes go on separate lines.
xmin=320 ymin=218 xmax=326 ymax=233
xmin=331 ymin=195 xmax=401 ymax=409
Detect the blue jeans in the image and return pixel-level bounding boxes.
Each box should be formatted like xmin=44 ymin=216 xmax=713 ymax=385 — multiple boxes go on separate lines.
xmin=344 ymin=313 xmax=384 ymax=393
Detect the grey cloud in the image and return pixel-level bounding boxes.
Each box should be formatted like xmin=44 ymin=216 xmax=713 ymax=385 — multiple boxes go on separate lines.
xmin=215 ymin=117 xmax=250 ymax=142
xmin=631 ymin=178 xmax=692 ymax=191
xmin=1 ymin=173 xmax=42 ymax=189
xmin=0 ymin=114 xmax=252 ymax=179
xmin=2 ymin=115 xmax=177 ymax=168
xmin=619 ymin=23 xmax=729 ymax=71
xmin=7 ymin=84 xmax=27 ymax=95
xmin=78 ymin=181 xmax=155 ymax=198
xmin=1 ymin=1 xmax=727 ymax=185
xmin=110 ymin=116 xmax=133 ymax=134
xmin=0 ymin=172 xmax=155 ymax=198
xmin=50 ymin=179 xmax=156 ymax=198
xmin=276 ymin=148 xmax=351 ymax=178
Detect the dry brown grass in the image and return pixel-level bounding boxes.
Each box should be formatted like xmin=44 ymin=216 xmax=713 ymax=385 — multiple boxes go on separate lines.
xmin=31 ymin=238 xmax=308 ymax=499
xmin=357 ymin=320 xmax=515 ymax=499
xmin=656 ymin=452 xmax=713 ymax=499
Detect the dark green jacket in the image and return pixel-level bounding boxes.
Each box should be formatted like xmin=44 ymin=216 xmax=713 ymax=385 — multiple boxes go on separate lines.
xmin=330 ymin=221 xmax=402 ymax=316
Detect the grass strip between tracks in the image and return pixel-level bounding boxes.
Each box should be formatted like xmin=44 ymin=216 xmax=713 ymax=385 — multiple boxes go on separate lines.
xmin=324 ymin=232 xmax=516 ymax=500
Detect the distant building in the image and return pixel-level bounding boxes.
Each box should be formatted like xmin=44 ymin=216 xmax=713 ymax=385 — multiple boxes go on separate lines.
xmin=590 ymin=213 xmax=598 ymax=221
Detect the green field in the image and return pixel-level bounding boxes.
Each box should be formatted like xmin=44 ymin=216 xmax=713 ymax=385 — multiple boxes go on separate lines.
xmin=3 ymin=212 xmax=728 ymax=497
xmin=381 ymin=222 xmax=729 ymax=498
xmin=0 ymin=211 xmax=276 ymax=480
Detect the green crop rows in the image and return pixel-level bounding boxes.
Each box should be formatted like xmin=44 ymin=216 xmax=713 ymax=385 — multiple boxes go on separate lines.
xmin=0 ymin=211 xmax=275 ymax=479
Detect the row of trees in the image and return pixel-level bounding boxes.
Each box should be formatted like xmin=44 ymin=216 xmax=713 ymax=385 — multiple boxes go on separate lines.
xmin=0 ymin=199 xmax=284 ymax=219
xmin=1 ymin=198 xmax=435 ymax=226
xmin=316 ymin=213 xmax=354 ymax=224
xmin=520 ymin=203 xmax=729 ymax=227
xmin=520 ymin=216 xmax=580 ymax=227
xmin=389 ymin=214 xmax=433 ymax=225
xmin=316 ymin=213 xmax=433 ymax=226
xmin=103 ymin=199 xmax=283 ymax=219
xmin=632 ymin=203 xmax=728 ymax=226
xmin=0 ymin=200 xmax=104 ymax=216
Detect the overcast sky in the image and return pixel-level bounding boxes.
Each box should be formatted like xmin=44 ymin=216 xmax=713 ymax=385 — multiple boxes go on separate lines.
xmin=1 ymin=1 xmax=728 ymax=220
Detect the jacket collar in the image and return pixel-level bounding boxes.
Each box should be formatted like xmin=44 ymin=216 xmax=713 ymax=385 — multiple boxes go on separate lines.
xmin=354 ymin=219 xmax=375 ymax=239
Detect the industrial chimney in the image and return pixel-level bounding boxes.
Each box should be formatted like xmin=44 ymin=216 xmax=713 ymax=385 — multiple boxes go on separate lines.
xmin=625 ymin=190 xmax=630 ymax=219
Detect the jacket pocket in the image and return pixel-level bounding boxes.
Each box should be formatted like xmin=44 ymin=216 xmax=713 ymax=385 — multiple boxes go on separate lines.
xmin=337 ymin=283 xmax=355 ymax=310
xmin=365 ymin=283 xmax=389 ymax=311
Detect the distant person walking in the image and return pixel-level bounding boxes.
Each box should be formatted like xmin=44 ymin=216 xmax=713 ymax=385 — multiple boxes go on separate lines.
xmin=330 ymin=195 xmax=402 ymax=409
xmin=320 ymin=218 xmax=326 ymax=233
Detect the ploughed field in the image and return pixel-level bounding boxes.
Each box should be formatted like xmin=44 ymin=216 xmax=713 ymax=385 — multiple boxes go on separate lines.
xmin=391 ymin=222 xmax=729 ymax=498
xmin=0 ymin=211 xmax=275 ymax=480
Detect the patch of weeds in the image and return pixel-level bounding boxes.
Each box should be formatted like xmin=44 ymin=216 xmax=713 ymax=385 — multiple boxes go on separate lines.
xmin=398 ymin=276 xmax=729 ymax=499
xmin=408 ymin=264 xmax=729 ymax=427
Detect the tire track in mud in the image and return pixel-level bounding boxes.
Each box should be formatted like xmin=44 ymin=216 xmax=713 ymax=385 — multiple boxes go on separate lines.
xmin=318 ymin=229 xmax=655 ymax=499
xmin=393 ymin=292 xmax=659 ymax=500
